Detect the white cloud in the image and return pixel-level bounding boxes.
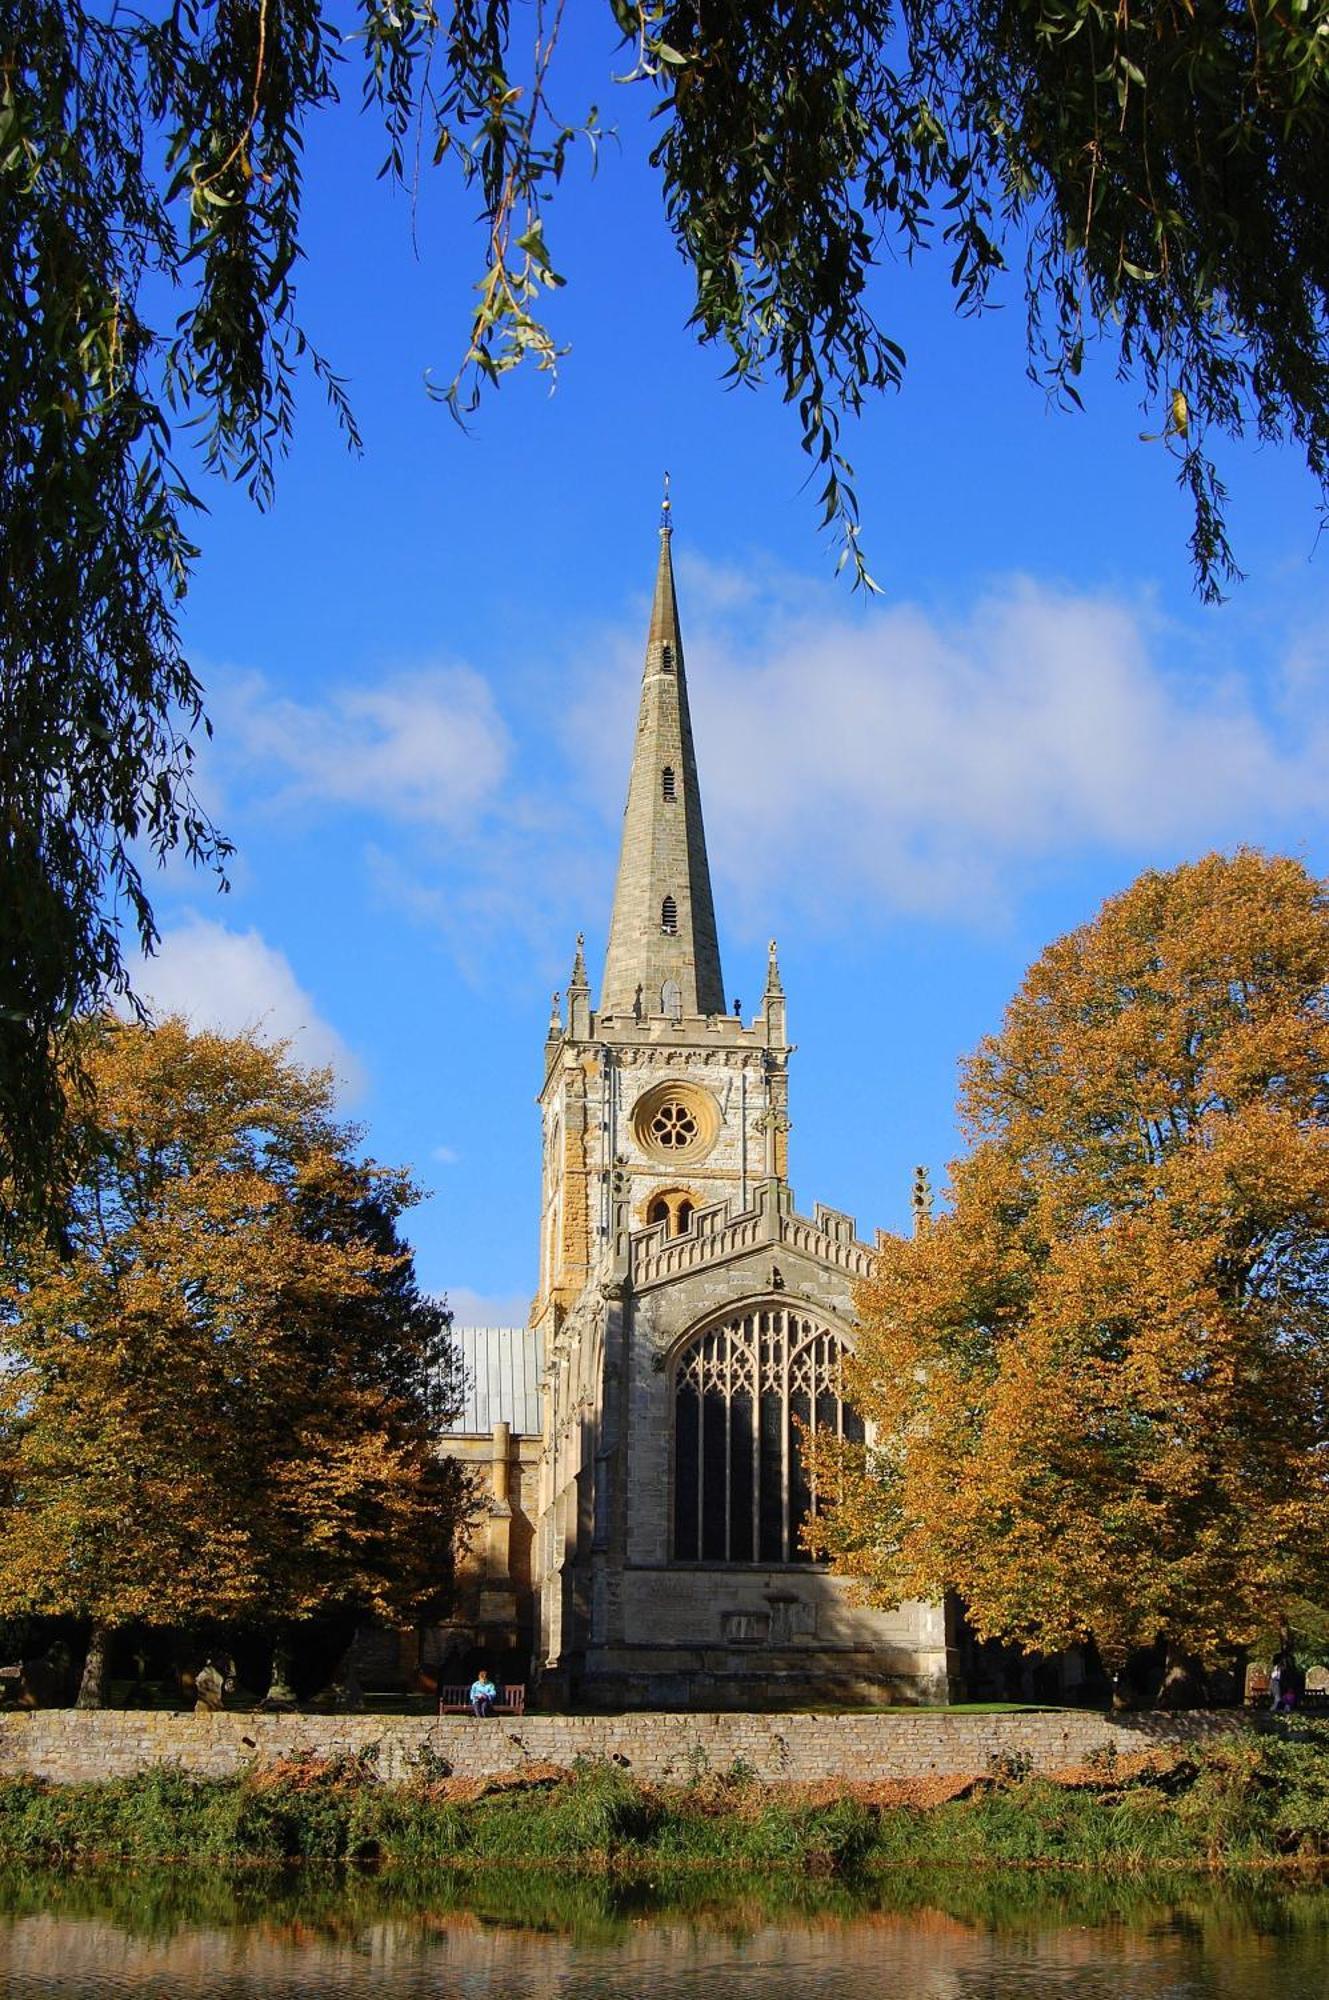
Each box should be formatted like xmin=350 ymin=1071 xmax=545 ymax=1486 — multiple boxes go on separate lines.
xmin=431 ymin=1144 xmax=461 ymax=1165
xmin=134 ymin=916 xmax=366 ymax=1095
xmin=220 ymin=664 xmax=511 ymax=829
xmin=204 ymin=570 xmax=1329 ymax=968
xmin=1280 ymin=620 xmax=1329 ymax=709
xmin=444 ymin=1285 xmax=531 ymax=1327
xmin=365 ymin=829 xmax=606 ymax=988
xmin=563 ymin=573 xmax=1329 ymax=924
xmin=215 ymin=655 xmax=595 ymax=979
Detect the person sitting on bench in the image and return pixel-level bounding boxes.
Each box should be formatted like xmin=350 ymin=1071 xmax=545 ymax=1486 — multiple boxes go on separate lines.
xmin=469 ymin=1667 xmax=497 ymax=1718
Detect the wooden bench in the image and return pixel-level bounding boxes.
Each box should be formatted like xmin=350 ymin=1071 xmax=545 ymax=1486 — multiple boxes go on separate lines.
xmin=438 ymin=1683 xmax=526 ymax=1717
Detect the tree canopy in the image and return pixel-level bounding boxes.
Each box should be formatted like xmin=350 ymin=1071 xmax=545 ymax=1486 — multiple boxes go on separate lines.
xmin=6 ymin=2 xmax=1329 ymax=1221
xmin=0 ymin=1016 xmax=466 ymax=1702
xmin=812 ymin=851 xmax=1329 ymax=1672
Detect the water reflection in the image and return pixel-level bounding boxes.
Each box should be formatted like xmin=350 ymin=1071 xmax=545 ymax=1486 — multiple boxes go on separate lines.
xmin=0 ymin=1869 xmax=1327 ymax=1998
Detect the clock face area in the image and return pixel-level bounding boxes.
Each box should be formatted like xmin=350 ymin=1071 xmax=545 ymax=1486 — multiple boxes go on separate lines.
xmin=631 ymin=1079 xmax=722 ymax=1167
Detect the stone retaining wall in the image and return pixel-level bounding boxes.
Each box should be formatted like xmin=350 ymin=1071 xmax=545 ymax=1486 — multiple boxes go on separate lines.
xmin=0 ymin=1708 xmax=1253 ymax=1788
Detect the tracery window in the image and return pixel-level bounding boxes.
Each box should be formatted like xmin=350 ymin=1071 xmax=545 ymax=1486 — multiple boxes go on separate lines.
xmin=633 ymin=1080 xmax=718 ymax=1163
xmin=673 ymin=1308 xmax=864 ymax=1564
xmin=650 ymin=1097 xmax=698 ymax=1149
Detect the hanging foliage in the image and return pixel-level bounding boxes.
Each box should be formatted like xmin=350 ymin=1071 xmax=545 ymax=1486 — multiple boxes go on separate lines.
xmin=5 ymin=3 xmax=1329 ymax=1226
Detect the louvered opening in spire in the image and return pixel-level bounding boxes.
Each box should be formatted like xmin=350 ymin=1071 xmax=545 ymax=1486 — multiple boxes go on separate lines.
xmin=600 ymin=513 xmax=726 ymax=1019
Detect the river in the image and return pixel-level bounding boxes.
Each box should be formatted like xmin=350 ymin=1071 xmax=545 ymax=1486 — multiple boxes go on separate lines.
xmin=1 ymin=1869 xmax=1327 ymax=1997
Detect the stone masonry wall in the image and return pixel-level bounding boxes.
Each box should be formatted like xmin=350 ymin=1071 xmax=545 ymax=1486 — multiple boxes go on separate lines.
xmin=0 ymin=1708 xmax=1254 ymax=1788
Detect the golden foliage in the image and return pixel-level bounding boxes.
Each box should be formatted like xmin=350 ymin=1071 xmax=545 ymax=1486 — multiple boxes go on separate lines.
xmin=814 ymin=851 xmax=1329 ymax=1666
xmin=0 ymin=1017 xmax=464 ymax=1632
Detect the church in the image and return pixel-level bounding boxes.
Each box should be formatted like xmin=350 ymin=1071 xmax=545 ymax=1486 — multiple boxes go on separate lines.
xmin=441 ymin=502 xmax=958 ymax=1708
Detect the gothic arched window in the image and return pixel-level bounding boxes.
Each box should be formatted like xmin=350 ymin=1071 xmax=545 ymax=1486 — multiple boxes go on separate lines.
xmin=672 ymin=1308 xmax=864 ymax=1565
xmin=662 ymin=765 xmax=677 ymax=802
xmin=661 ymin=895 xmax=678 ymax=935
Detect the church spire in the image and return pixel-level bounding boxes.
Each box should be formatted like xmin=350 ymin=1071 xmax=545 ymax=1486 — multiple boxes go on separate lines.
xmin=600 ymin=491 xmax=725 ymax=1019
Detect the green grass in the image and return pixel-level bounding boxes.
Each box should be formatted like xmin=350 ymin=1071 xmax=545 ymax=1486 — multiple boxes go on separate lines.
xmin=2 ymin=1727 xmax=1329 ymax=1873
xmin=91 ymin=1692 xmax=1067 ymax=1717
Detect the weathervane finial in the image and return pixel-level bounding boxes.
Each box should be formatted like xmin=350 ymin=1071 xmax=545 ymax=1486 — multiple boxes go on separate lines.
xmin=660 ymin=470 xmax=672 ymax=534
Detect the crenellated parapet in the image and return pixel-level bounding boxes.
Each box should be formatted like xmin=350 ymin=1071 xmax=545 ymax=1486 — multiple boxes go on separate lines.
xmin=543 ymin=1000 xmax=787 ymax=1081
xmin=629 ymin=1176 xmax=876 ymax=1291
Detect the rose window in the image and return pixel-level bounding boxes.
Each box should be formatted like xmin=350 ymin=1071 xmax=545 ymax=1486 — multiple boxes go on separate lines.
xmin=631 ymin=1080 xmax=719 ymax=1162
xmin=650 ymin=1099 xmax=698 ymax=1149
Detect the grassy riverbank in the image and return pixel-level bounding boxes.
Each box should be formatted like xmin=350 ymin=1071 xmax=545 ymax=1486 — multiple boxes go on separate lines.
xmin=2 ymin=1726 xmax=1328 ymax=1872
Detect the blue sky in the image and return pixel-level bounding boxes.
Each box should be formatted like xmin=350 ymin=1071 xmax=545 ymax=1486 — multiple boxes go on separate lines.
xmin=138 ymin=16 xmax=1329 ymax=1321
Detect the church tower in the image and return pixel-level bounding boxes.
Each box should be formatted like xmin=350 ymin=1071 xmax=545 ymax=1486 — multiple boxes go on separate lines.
xmin=529 ymin=497 xmax=955 ymax=1708
xmin=531 ymin=497 xmax=789 ymax=1341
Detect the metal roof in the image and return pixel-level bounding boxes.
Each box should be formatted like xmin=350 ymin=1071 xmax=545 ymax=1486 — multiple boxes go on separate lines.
xmin=442 ymin=1325 xmax=545 ymax=1437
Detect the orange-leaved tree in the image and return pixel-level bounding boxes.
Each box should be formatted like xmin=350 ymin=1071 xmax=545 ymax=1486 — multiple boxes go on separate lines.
xmin=0 ymin=1016 xmax=465 ymax=1706
xmin=813 ymin=851 xmax=1329 ymax=1684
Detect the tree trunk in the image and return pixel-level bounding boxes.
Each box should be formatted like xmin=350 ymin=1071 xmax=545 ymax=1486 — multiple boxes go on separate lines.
xmin=75 ymin=1622 xmax=112 ymax=1710
xmin=318 ymin=1639 xmax=364 ymax=1714
xmin=262 ymin=1633 xmax=298 ymax=1711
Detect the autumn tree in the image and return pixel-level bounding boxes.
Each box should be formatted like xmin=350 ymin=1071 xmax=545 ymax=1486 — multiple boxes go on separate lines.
xmin=7 ymin=2 xmax=1329 ymax=1223
xmin=0 ymin=1016 xmax=465 ymax=1707
xmin=814 ymin=852 xmax=1329 ymax=1688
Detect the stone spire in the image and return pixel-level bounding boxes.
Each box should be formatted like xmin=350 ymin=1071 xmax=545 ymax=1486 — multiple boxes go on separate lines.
xmin=599 ymin=494 xmax=725 ymax=1018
